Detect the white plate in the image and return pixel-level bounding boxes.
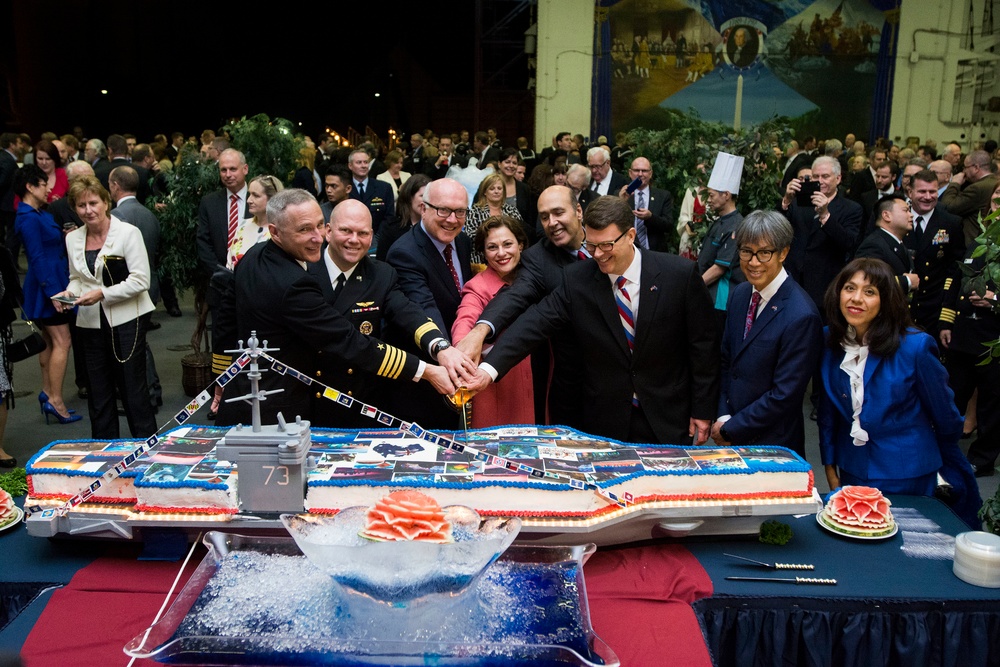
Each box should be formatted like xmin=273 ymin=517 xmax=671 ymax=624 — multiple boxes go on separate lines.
xmin=0 ymin=506 xmax=23 ymax=533
xmin=816 ymin=510 xmax=898 ymax=541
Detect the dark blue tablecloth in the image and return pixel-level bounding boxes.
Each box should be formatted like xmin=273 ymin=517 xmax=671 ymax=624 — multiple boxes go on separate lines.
xmin=687 ymin=496 xmax=1000 ymax=667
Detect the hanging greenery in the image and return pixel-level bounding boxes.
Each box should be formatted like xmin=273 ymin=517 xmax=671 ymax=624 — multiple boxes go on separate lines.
xmin=626 ymin=110 xmax=791 ymax=253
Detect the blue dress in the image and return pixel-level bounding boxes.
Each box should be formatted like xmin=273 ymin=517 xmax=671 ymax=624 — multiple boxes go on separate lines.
xmin=14 ymin=201 xmax=69 ymax=321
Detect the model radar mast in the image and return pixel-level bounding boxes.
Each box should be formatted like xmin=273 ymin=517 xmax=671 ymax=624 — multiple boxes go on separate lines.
xmin=215 ymin=331 xmax=313 ymax=513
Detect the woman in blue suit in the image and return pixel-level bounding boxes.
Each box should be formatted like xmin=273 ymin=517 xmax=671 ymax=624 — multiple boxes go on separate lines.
xmin=818 ymin=257 xmax=980 ymax=528
xmin=13 ymin=165 xmax=79 ymax=424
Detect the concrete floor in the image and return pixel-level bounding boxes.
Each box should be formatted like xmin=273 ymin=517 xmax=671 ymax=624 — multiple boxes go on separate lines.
xmin=4 ymin=290 xmax=998 ymax=512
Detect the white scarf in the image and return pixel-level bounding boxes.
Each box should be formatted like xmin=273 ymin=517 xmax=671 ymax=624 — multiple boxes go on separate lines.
xmin=839 ymin=329 xmax=870 ymax=446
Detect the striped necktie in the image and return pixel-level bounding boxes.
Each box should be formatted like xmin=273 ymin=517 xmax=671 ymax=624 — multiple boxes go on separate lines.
xmin=634 ymin=190 xmax=649 ymax=249
xmin=615 ymin=276 xmax=635 ymax=351
xmin=227 ymin=194 xmax=239 ymax=247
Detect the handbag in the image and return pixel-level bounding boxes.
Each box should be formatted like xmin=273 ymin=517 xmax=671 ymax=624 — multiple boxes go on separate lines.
xmin=8 ymin=320 xmax=46 ymax=362
xmin=102 ymin=255 xmax=130 ymax=287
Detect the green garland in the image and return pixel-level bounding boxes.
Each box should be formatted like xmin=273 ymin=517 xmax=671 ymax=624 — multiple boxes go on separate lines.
xmin=0 ymin=468 xmax=26 ymax=497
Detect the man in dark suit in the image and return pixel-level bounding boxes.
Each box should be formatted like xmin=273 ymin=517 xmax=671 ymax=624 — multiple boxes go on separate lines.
xmin=217 ymin=189 xmax=464 ymax=426
xmin=425 ymin=136 xmax=464 ymax=180
xmin=0 ymin=133 xmax=20 ymax=259
xmin=307 ymin=199 xmax=475 ymax=427
xmin=347 ymin=148 xmax=394 ymax=237
xmin=906 ymin=170 xmax=966 ymax=331
xmin=848 ymin=146 xmax=886 ymax=205
xmin=403 ymin=133 xmax=426 ymax=174
xmin=471 ymin=131 xmax=500 ymax=169
xmin=386 ymin=178 xmax=473 ymax=428
xmin=779 ymin=156 xmax=863 ymax=312
xmin=455 ymin=185 xmax=590 ymax=424
xmin=587 ymin=147 xmax=628 ymax=196
xmin=619 ymin=157 xmax=674 ymax=252
xmin=855 ymin=195 xmax=919 ymax=296
xmin=567 ymin=164 xmax=598 ymax=212
xmin=858 ymin=161 xmax=898 ymax=236
xmin=940 ymin=149 xmax=999 ymax=245
xmin=466 ymin=196 xmax=719 ymax=445
xmin=779 ymin=141 xmax=813 ymax=193
xmin=712 ymin=211 xmax=822 ymax=457
xmin=196 ymin=148 xmax=251 ymax=276
xmin=164 ymin=132 xmax=184 ymax=163
xmin=109 ymin=165 xmax=163 ymax=410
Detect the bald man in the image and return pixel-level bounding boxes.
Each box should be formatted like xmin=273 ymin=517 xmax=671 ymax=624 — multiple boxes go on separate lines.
xmin=305 ymin=199 xmax=474 ymax=427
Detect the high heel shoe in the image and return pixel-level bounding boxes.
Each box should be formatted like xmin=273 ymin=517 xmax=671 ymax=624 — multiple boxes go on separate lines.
xmin=38 ymin=392 xmax=76 ymax=415
xmin=0 ymin=456 xmax=16 ymax=468
xmin=42 ymin=401 xmax=82 ymax=425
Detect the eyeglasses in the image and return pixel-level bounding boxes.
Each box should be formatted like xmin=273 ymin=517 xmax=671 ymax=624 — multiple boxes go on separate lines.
xmin=583 ymin=228 xmax=629 ymax=253
xmin=588 ymin=161 xmax=608 ymax=170
xmin=738 ymin=247 xmax=777 ymax=263
xmin=426 ymin=203 xmax=468 ymax=221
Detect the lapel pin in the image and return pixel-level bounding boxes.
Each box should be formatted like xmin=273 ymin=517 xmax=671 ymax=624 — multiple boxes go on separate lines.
xmin=650 ymin=285 xmax=658 ymax=292
xmin=771 ymin=305 xmax=777 ymax=311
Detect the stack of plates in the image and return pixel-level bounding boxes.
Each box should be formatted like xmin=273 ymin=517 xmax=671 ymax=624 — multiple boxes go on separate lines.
xmin=953 ymin=531 xmax=1000 ymax=588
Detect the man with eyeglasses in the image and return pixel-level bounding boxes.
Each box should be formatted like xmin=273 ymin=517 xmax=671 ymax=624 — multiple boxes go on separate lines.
xmin=586 ymin=146 xmax=627 ymax=196
xmin=712 ymin=210 xmax=822 ymax=457
xmin=304 ymin=199 xmax=477 ymax=428
xmin=386 ymin=178 xmax=474 ymax=428
xmin=940 ymin=149 xmax=998 ymax=245
xmin=618 ymin=157 xmax=674 ymax=252
xmin=464 ymin=195 xmax=718 ymax=445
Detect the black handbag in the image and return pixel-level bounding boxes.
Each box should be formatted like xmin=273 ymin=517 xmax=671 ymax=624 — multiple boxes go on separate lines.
xmin=8 ymin=321 xmax=46 ymax=362
xmin=102 ymin=255 xmax=130 ymax=287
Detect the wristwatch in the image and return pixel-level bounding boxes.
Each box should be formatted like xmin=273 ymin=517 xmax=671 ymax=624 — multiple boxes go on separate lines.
xmin=431 ymin=340 xmax=451 ymax=359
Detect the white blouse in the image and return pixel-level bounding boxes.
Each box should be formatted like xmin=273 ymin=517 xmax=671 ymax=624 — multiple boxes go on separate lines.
xmin=839 ymin=334 xmax=870 ymax=447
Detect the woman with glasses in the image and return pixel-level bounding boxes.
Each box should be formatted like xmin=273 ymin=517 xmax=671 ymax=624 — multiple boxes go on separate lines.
xmin=452 ymin=216 xmax=533 ymax=427
xmin=818 ymin=257 xmax=981 ymax=529
xmin=465 ymin=173 xmax=523 ymax=265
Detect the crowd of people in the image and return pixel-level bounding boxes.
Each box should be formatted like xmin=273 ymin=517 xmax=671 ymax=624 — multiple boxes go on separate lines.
xmin=0 ymin=125 xmax=995 ymax=528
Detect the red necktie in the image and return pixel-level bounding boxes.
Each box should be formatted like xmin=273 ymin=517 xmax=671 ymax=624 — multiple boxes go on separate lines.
xmin=743 ymin=291 xmax=761 ymax=340
xmin=443 ymin=244 xmax=461 ymax=293
xmin=577 ymin=250 xmax=588 ymax=261
xmin=227 ymin=194 xmax=239 ymax=247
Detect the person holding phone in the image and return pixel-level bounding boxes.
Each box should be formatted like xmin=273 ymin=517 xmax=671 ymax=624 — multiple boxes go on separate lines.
xmin=617 ymin=157 xmax=674 ymax=252
xmin=779 ymin=155 xmax=862 ymax=314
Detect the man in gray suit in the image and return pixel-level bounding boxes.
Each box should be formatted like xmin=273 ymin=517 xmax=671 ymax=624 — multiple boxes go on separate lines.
xmin=109 ymin=165 xmax=162 ymax=411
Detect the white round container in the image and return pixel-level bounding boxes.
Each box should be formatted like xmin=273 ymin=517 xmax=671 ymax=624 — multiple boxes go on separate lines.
xmin=953 ymin=531 xmax=1000 ymax=588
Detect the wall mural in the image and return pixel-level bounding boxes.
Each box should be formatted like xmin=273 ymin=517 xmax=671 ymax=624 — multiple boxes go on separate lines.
xmin=607 ymin=0 xmax=886 ymax=138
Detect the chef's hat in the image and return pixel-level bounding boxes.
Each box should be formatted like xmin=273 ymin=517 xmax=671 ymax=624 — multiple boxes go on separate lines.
xmin=707 ymin=152 xmax=744 ymax=195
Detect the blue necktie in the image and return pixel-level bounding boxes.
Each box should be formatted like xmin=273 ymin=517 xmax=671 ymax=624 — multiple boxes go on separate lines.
xmin=634 ymin=191 xmax=649 ymax=249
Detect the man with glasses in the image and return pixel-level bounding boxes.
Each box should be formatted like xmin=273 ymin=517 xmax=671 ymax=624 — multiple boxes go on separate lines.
xmin=465 ymin=195 xmax=718 ymax=445
xmin=586 ymin=146 xmax=627 ymax=196
xmin=618 ymin=157 xmax=673 ymax=252
xmin=712 ymin=211 xmax=822 ymax=457
xmin=386 ymin=178 xmax=473 ymax=428
xmin=940 ymin=149 xmax=998 ymax=244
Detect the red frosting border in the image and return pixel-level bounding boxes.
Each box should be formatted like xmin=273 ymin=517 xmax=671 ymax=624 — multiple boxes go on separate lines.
xmin=133 ymin=504 xmax=238 ymax=515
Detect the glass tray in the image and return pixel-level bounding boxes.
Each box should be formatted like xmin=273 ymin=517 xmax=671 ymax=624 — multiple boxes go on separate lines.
xmin=124 ymin=532 xmax=619 ymax=666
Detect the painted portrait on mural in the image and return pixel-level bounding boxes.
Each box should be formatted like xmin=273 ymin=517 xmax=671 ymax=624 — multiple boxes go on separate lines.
xmin=606 ymin=0 xmax=885 ymax=139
